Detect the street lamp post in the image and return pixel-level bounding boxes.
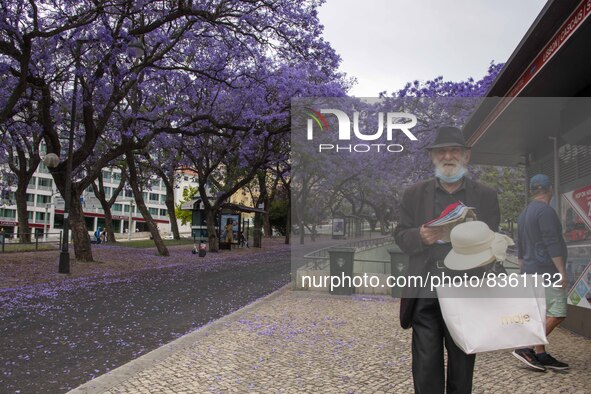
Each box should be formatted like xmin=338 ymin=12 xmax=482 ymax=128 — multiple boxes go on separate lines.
xmin=44 ymin=203 xmax=50 ymax=242
xmin=55 ymin=41 xmax=82 ymax=274
xmin=42 ymin=40 xmax=81 ymax=274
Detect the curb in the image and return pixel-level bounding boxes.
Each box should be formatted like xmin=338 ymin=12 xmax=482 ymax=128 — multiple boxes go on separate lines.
xmin=67 ymin=284 xmax=292 ymax=394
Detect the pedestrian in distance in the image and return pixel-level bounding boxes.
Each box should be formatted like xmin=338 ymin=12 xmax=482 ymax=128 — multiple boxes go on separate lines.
xmin=394 ymin=126 xmax=500 ymax=394
xmin=512 ymin=174 xmax=569 ymax=372
xmin=95 ymin=227 xmax=102 ymax=244
xmin=238 ymin=231 xmax=249 ymax=248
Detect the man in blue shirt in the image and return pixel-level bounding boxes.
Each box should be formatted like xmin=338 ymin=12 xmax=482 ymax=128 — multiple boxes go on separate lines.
xmin=513 ymin=174 xmax=569 ymax=371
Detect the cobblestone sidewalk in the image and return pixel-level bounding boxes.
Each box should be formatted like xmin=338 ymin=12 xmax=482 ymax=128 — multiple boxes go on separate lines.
xmin=69 ymin=287 xmax=591 ymax=393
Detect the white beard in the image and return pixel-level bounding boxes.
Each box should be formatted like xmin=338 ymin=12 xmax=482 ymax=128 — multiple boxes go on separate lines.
xmin=434 ymin=160 xmax=466 ymax=178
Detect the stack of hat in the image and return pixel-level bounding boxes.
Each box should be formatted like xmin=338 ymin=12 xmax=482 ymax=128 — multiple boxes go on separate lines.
xmin=444 ymin=221 xmax=514 ymax=270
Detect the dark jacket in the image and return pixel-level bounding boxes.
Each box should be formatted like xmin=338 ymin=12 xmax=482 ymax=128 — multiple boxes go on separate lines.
xmin=393 ymin=178 xmax=500 ymax=329
xmin=517 ymin=200 xmax=567 ymax=275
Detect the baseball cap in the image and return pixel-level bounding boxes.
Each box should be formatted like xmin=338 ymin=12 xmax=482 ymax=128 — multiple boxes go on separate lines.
xmin=529 ymin=174 xmax=551 ymax=191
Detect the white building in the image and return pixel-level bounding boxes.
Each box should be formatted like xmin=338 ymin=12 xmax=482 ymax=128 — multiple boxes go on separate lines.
xmin=0 ymin=164 xmax=199 ymax=239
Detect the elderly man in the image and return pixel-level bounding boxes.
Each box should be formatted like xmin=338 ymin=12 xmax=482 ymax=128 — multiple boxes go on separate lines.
xmin=394 ymin=126 xmax=500 ymax=394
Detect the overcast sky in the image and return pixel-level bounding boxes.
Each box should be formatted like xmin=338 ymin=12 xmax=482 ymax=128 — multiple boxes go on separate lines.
xmin=318 ymin=0 xmax=548 ymax=97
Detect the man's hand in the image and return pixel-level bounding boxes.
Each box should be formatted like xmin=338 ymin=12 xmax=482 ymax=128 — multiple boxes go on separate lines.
xmin=420 ymin=225 xmax=446 ymax=245
xmin=558 ymin=271 xmax=569 ymax=288
xmin=551 ymin=257 xmax=568 ymax=288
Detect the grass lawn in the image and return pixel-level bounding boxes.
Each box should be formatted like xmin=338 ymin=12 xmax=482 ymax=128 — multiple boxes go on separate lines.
xmin=114 ymin=238 xmax=196 ymax=248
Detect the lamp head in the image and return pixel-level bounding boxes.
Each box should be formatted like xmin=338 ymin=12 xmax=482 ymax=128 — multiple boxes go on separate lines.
xmin=43 ymin=153 xmax=60 ymax=168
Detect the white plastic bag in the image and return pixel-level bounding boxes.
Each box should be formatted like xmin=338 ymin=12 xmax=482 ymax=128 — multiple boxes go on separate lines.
xmin=436 ymin=275 xmax=548 ymax=354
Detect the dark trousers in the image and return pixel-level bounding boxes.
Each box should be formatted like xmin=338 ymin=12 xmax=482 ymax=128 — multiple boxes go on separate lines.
xmin=411 ymin=297 xmax=475 ymax=394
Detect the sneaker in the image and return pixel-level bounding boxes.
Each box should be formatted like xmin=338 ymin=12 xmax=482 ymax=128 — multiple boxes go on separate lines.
xmin=512 ymin=348 xmax=546 ymax=371
xmin=536 ymin=353 xmax=569 ymax=370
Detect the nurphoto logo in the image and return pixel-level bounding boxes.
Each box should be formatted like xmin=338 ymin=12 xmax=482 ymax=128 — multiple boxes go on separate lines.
xmin=305 ymin=108 xmax=418 ymax=153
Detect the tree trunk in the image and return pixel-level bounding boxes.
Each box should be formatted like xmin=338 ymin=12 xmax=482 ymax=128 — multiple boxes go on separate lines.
xmin=256 ymin=172 xmax=272 ymax=237
xmin=126 ymin=152 xmax=169 ymax=256
xmin=135 ymin=195 xmax=168 ymax=256
xmin=285 ymin=201 xmax=290 ymax=244
xmin=92 ymin=170 xmax=127 ymax=244
xmin=205 ymin=207 xmax=219 ymax=252
xmin=102 ymin=207 xmax=117 ymax=243
xmin=15 ymin=181 xmax=31 ymax=243
xmin=375 ymin=209 xmax=387 ymax=235
xmin=69 ymin=190 xmax=93 ymax=261
xmin=299 ymin=220 xmax=304 ymax=245
xmin=165 ymin=189 xmax=180 ymax=240
xmin=263 ymin=207 xmax=271 ymax=237
xmin=51 ymin=171 xmax=94 ymax=261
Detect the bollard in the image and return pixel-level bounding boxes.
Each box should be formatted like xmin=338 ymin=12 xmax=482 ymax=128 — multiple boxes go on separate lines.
xmin=388 ymin=245 xmax=409 ymax=298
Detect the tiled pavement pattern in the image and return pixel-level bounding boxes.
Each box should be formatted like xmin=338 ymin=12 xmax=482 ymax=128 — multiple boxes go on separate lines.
xmin=70 ymin=287 xmax=591 ymax=394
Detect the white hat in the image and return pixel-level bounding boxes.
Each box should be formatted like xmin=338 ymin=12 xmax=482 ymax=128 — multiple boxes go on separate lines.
xmin=444 ymin=221 xmax=514 ymax=270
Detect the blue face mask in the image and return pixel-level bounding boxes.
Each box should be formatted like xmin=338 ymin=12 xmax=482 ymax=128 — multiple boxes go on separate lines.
xmin=435 ymin=167 xmax=466 ymax=183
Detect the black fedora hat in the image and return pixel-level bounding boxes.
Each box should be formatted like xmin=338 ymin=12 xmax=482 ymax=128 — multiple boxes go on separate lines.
xmin=426 ymin=126 xmax=470 ymax=150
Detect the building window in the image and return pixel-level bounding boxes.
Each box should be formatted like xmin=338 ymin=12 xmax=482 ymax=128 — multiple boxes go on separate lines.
xmin=38 ymin=162 xmax=49 ymax=173
xmin=113 ymin=203 xmax=122 ymax=212
xmin=37 ymin=195 xmax=51 ymax=205
xmin=38 ymin=178 xmax=53 ymax=190
xmin=149 ymin=207 xmax=158 ymax=216
xmin=149 ymin=193 xmax=159 ymax=202
xmin=159 ymin=209 xmax=167 ymax=217
xmin=102 ymin=170 xmax=111 ymax=181
xmin=26 ymin=193 xmax=35 ymax=205
xmin=0 ymin=208 xmax=16 ymax=218
xmin=160 ymin=194 xmax=167 ymax=204
xmin=112 ymin=172 xmax=121 ymax=181
xmin=35 ymin=212 xmax=46 ymax=221
xmin=28 ymin=177 xmax=37 ymax=187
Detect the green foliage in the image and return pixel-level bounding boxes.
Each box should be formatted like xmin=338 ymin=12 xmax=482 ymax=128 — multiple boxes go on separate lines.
xmin=175 ymin=186 xmax=199 ymax=226
xmin=477 ymin=166 xmax=525 ymax=226
xmin=269 ymin=199 xmax=289 ymax=236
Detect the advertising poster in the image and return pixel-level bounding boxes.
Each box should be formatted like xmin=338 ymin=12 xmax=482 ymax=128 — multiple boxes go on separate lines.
xmin=220 ymin=214 xmax=240 ymax=243
xmin=332 ymin=218 xmax=345 ymax=237
xmin=563 ymin=188 xmax=591 ymax=309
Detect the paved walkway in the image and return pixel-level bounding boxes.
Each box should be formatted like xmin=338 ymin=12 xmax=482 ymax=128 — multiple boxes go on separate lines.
xmin=70 ymin=287 xmax=591 ymax=394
